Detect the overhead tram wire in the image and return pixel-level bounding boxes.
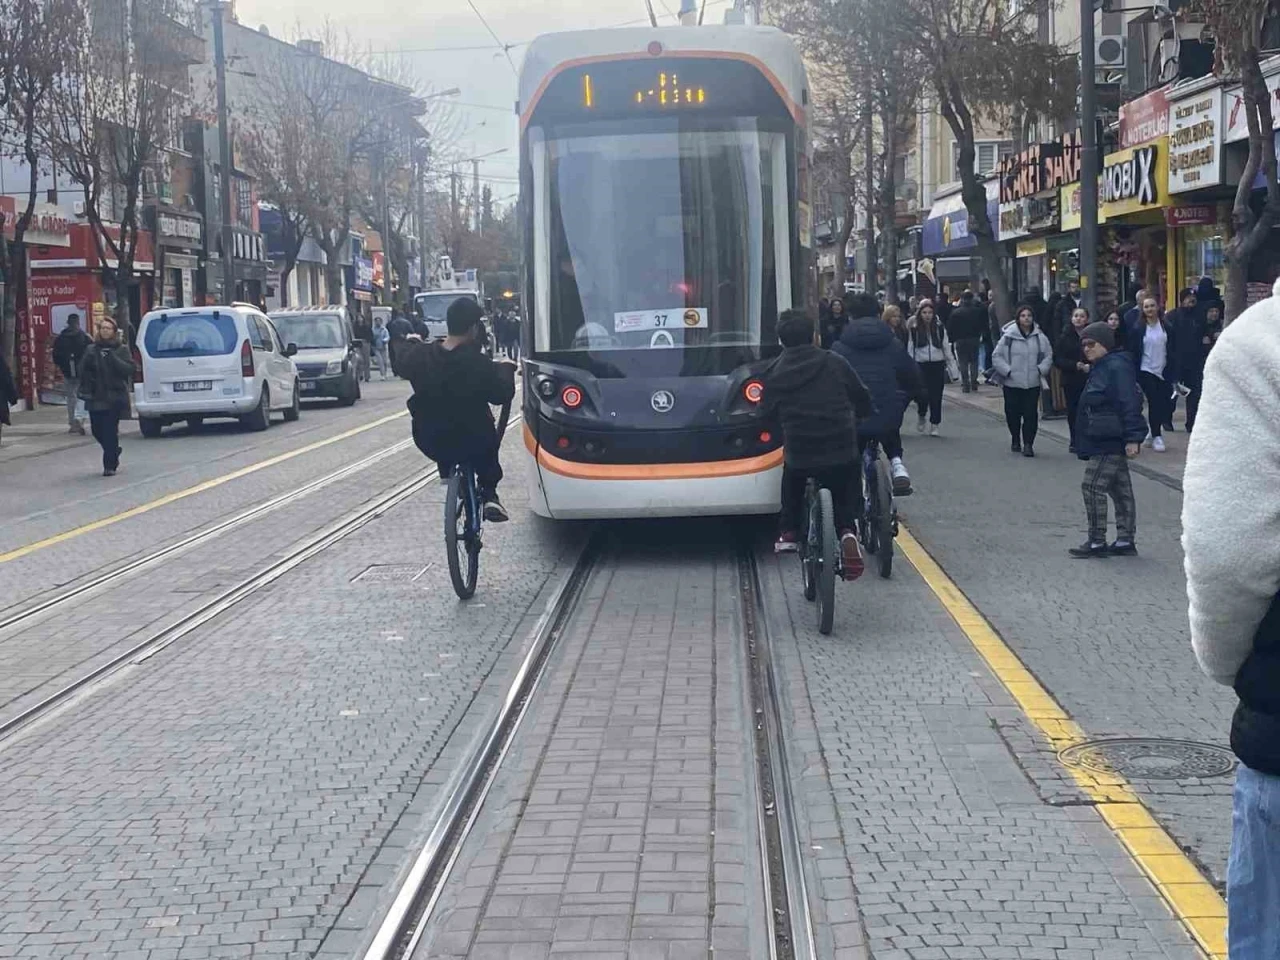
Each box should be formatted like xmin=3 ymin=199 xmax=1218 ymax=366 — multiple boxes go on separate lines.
xmin=466 ymin=0 xmax=519 ymax=76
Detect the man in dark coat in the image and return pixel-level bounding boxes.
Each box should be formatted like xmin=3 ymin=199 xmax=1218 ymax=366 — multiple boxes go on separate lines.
xmin=78 ymin=316 xmax=135 ymax=476
xmin=52 ymin=313 xmax=92 ymax=434
xmin=946 ymin=291 xmax=987 ymax=392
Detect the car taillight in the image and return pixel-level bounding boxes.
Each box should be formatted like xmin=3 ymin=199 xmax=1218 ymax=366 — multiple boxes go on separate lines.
xmin=240 ymin=339 xmax=254 ymax=377
xmin=561 ymin=385 xmax=583 ymax=409
xmin=743 ymin=379 xmax=764 ymax=404
xmin=131 ymin=347 xmax=143 ymax=384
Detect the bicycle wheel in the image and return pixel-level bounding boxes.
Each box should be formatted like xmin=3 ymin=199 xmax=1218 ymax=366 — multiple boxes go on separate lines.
xmin=801 ymin=487 xmax=817 ymax=602
xmin=445 ymin=472 xmax=479 ymax=599
xmin=816 ymin=487 xmax=837 ymax=635
xmin=873 ymin=458 xmax=894 ymax=579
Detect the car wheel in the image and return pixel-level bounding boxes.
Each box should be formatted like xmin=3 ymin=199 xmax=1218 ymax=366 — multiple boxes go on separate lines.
xmin=283 ymin=383 xmax=301 ymax=422
xmin=139 ymin=417 xmax=163 ymax=439
xmin=241 ymin=384 xmax=270 ymax=431
xmin=339 ymin=374 xmax=358 ymax=406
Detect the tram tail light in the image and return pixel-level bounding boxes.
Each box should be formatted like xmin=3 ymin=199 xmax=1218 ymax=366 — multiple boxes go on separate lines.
xmin=240 ymin=339 xmax=255 ymax=378
xmin=556 ymin=436 xmax=571 ymax=450
xmin=743 ymin=379 xmax=764 ymax=404
xmin=758 ymin=430 xmax=772 ymax=444
xmin=560 ymin=384 xmax=583 ymax=409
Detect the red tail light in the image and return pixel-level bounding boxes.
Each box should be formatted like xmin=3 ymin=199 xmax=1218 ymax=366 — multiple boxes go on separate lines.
xmin=131 ymin=347 xmax=143 ymax=384
xmin=240 ymin=339 xmax=254 ymax=377
xmin=560 ymin=385 xmax=583 ymax=409
xmin=743 ymin=379 xmax=764 ymax=404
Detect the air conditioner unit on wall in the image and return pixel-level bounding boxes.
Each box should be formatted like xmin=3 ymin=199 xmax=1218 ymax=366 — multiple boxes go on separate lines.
xmin=1096 ymin=35 xmax=1127 ymax=68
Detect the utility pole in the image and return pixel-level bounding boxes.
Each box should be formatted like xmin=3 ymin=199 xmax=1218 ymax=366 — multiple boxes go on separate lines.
xmin=450 ymin=171 xmax=460 ymax=257
xmin=863 ymin=104 xmax=877 ymax=296
xmin=472 ymin=160 xmax=481 ymax=234
xmin=210 ymin=0 xmax=236 ymax=303
xmin=1079 ymin=0 xmax=1099 ymax=317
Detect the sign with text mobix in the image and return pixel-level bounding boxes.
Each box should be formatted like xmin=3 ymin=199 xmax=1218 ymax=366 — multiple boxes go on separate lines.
xmin=1168 ymin=87 xmax=1223 ymax=193
xmin=1101 ymin=141 xmax=1169 ymax=218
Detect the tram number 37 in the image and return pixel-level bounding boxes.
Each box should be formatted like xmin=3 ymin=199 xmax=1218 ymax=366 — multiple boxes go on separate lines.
xmin=614 ymin=307 xmax=708 ymax=333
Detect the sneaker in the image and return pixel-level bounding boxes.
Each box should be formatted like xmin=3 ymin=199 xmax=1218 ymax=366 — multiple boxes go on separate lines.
xmin=1011 ymin=439 xmax=1022 ymax=454
xmin=929 ymin=424 xmax=940 ymax=437
xmin=482 ymin=496 xmax=509 ymax=523
xmin=102 ymin=468 xmax=116 ymax=477
xmin=774 ymin=531 xmax=799 ymax=553
xmin=1152 ymin=436 xmax=1166 ymax=453
xmin=839 ymin=531 xmax=865 ymax=580
xmin=916 ymin=416 xmax=927 ymax=434
xmin=1109 ymin=540 xmax=1138 ymax=556
xmin=1022 ymin=445 xmax=1035 ymax=458
xmin=890 ymin=458 xmax=912 ymax=495
xmin=1068 ymin=540 xmax=1109 ymax=558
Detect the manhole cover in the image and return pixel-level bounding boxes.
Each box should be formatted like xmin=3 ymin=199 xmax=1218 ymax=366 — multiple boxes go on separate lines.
xmin=351 ymin=564 xmax=429 ymax=584
xmin=1058 ymin=738 xmax=1236 ymax=780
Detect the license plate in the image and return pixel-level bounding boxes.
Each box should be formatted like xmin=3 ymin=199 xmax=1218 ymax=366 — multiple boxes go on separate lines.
xmin=174 ymin=380 xmax=212 ymax=392
xmin=300 ymin=381 xmax=317 ymax=391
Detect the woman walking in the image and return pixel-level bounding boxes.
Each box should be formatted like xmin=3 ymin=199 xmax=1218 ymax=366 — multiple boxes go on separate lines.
xmin=906 ymin=299 xmax=951 ymax=436
xmin=78 ymin=317 xmax=135 ymax=477
xmin=1125 ymin=295 xmax=1178 ymax=453
xmin=821 ymin=296 xmax=848 ymax=349
xmin=882 ymin=303 xmax=909 ymax=348
xmin=1054 ymin=305 xmax=1091 ymax=453
xmin=992 ymin=303 xmax=1053 ymax=456
xmin=372 ymin=316 xmax=391 ymax=380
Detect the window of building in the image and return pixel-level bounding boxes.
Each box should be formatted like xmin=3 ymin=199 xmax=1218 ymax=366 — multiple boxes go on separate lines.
xmin=952 ymin=140 xmax=1013 ymax=177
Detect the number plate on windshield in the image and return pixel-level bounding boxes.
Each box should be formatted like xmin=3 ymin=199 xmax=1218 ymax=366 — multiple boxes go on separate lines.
xmin=613 ymin=307 xmax=707 ymax=332
xmin=174 ymin=380 xmax=212 ymax=392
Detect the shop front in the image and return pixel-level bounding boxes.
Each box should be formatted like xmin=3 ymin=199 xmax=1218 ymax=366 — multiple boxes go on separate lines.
xmin=231 ymin=228 xmax=268 ymax=306
xmin=1166 ymin=82 xmax=1230 ymax=298
xmin=1096 ymin=137 xmax=1172 ymax=308
xmin=920 ymin=181 xmax=999 ymax=297
xmin=351 ymin=256 xmax=374 ymax=311
xmin=149 ymin=207 xmax=204 ymax=308
xmin=997 ymin=129 xmax=1079 ymax=298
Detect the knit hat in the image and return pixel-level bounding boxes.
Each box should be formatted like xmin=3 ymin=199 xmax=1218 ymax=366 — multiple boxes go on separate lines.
xmin=1080 ymin=321 xmax=1114 ymax=351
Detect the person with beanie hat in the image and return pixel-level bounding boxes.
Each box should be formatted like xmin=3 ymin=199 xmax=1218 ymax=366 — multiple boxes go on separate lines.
xmin=1069 ymin=321 xmax=1148 ymax=558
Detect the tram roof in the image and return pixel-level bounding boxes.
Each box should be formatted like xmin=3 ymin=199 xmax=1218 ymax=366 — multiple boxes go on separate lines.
xmin=518 ymin=25 xmax=807 ymax=127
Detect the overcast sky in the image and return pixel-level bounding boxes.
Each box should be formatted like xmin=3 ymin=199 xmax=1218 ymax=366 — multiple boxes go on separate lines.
xmin=233 ymin=0 xmax=739 ymax=203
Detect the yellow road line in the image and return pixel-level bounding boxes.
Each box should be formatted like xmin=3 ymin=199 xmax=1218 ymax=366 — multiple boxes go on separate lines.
xmin=897 ymin=526 xmax=1227 ymax=960
xmin=0 ymin=411 xmax=409 ymax=566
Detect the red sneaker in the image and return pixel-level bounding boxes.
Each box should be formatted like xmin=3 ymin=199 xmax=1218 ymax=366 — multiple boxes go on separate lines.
xmin=839 ymin=531 xmax=864 ymax=580
xmin=774 ymin=531 xmax=799 ymax=553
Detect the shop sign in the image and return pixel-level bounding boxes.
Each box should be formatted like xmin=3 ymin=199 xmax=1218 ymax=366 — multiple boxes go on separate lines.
xmin=1059 ymin=181 xmax=1107 ymax=232
xmin=1168 ymin=87 xmax=1223 ymax=193
xmin=1119 ymin=85 xmax=1171 ymax=150
xmin=354 ymin=256 xmax=374 ymax=291
xmin=1027 ymin=193 xmax=1059 ymax=231
xmin=998 ymin=198 xmax=1029 ymax=241
xmin=1101 ymin=142 xmax=1169 ymax=218
xmin=1224 ymin=76 xmax=1280 ymax=143
xmin=372 ymin=251 xmax=385 ymax=288
xmin=921 ymin=182 xmax=999 ymax=256
xmin=1016 ymin=237 xmax=1048 ymax=258
xmin=157 ymin=212 xmax=202 ymax=246
xmin=1165 ymin=204 xmax=1216 ymax=226
xmin=997 ymin=129 xmax=1082 ymax=204
xmin=1 ymin=199 xmax=71 ymax=246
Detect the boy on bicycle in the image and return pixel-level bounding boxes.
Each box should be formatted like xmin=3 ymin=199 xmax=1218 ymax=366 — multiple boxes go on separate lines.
xmin=399 ymin=297 xmax=517 ymax=522
xmin=761 ymin=308 xmax=873 ymax=578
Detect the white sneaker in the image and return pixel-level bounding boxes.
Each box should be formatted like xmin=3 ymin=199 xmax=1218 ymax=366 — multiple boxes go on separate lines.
xmin=1153 ymin=436 xmax=1166 ymax=452
xmin=929 ymin=424 xmax=940 ymax=437
xmin=891 ymin=457 xmax=909 ymax=481
xmin=917 ymin=416 xmax=927 ymax=434
xmin=1144 ymin=431 xmax=1154 ymax=447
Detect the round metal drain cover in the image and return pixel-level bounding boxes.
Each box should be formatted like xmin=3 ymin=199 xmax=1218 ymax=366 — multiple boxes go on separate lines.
xmin=1058 ymin=738 xmax=1236 ymax=780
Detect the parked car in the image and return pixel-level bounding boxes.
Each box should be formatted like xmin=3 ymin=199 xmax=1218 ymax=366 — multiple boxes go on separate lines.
xmin=269 ymin=307 xmax=362 ymax=405
xmin=413 ymin=289 xmax=493 ymax=356
xmin=133 ymin=303 xmax=300 ymax=437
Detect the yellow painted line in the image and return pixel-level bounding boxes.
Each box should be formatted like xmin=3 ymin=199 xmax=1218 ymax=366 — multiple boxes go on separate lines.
xmin=897 ymin=525 xmax=1228 ymax=960
xmin=0 ymin=411 xmax=409 ymax=565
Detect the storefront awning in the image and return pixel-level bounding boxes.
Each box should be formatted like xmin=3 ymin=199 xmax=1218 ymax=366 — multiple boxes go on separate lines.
xmin=921 ymin=182 xmax=999 ymax=257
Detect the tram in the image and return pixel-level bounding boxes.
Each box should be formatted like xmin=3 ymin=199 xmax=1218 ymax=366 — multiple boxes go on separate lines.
xmin=517 ymin=23 xmax=810 ymax=519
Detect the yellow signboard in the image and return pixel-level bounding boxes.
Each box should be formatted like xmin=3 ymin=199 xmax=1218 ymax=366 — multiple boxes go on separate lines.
xmin=1100 ymin=139 xmax=1170 ymax=219
xmin=1059 ymin=182 xmax=1104 ymax=232
xmin=1016 ymin=237 xmax=1048 ymax=258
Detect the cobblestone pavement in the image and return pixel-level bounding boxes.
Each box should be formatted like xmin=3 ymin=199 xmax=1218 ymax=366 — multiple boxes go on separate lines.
xmin=900 ymin=400 xmax=1234 ymax=885
xmin=0 ymin=429 xmax=588 ymax=959
xmin=415 ymin=527 xmax=768 ymax=960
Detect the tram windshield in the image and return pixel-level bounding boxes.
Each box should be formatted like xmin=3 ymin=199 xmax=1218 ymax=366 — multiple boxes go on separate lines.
xmin=530 ymin=118 xmax=791 ymax=359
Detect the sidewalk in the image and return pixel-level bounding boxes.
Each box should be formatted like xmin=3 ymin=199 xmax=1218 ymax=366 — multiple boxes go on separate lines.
xmin=0 ymin=402 xmax=132 ymax=464
xmin=942 ymin=381 xmax=1187 ymax=488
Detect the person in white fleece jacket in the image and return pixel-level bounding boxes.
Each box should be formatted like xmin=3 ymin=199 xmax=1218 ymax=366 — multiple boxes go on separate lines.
xmin=1182 ymin=279 xmax=1280 ymax=960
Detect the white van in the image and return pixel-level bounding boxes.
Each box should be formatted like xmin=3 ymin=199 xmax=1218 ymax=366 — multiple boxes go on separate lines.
xmin=133 ymin=304 xmax=301 ymax=437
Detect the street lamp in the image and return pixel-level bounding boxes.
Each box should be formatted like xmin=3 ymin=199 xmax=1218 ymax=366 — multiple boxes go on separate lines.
xmin=453 ymin=148 xmax=511 ymax=234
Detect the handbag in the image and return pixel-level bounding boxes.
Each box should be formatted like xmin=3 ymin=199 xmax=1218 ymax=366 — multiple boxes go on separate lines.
xmin=945 ymin=347 xmax=961 ymax=384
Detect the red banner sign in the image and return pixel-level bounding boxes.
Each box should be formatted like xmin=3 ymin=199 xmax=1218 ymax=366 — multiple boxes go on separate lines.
xmin=1119 ymin=86 xmax=1171 ymax=149
xmin=1165 ymin=204 xmax=1217 ymax=227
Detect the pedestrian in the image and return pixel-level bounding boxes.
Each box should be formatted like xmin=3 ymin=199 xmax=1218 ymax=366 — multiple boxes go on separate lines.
xmin=882 ymin=303 xmax=909 ymax=348
xmin=1169 ymin=287 xmax=1207 ymax=433
xmin=1055 ymin=305 xmax=1092 ymax=454
xmin=946 ymin=291 xmax=986 ymax=393
xmin=372 ymin=316 xmax=391 ymax=380
xmin=508 ymin=312 xmax=522 ymax=360
xmin=1068 ymin=321 xmax=1146 ymax=558
xmin=52 ymin=313 xmax=92 ymax=435
xmin=906 ymin=299 xmax=951 ymax=437
xmin=1182 ymin=283 xmax=1280 ymax=960
xmin=1052 ymin=280 xmax=1082 ymax=345
xmin=1125 ymin=295 xmax=1178 ymax=453
xmin=821 ymin=295 xmax=847 ymax=349
xmin=352 ymin=314 xmax=374 ymax=382
xmin=1123 ymin=288 xmax=1147 ymax=330
xmin=78 ymin=316 xmax=135 ymax=477
xmin=388 ymin=308 xmax=413 ymax=377
xmin=991 ymin=303 xmax=1052 ymax=457
xmin=0 ymin=351 xmax=17 ymax=447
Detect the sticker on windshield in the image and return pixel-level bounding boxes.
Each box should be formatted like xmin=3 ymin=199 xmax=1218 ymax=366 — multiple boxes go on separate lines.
xmin=614 ymin=307 xmax=707 ymax=333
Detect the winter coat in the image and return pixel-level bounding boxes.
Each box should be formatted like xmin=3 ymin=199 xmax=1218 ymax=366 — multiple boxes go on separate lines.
xmin=77 ymin=339 xmax=134 ymax=414
xmin=820 ymin=307 xmax=848 ymax=350
xmin=1169 ymin=307 xmax=1209 ymax=380
xmin=946 ymin=303 xmax=987 ymax=342
xmin=1125 ymin=317 xmax=1178 ymax=384
xmin=400 ymin=339 xmax=516 ymax=462
xmin=1052 ymin=295 xmax=1081 ymax=344
xmin=373 ymin=323 xmax=390 ymax=347
xmin=760 ymin=343 xmax=872 ymax=469
xmin=905 ymin=314 xmax=952 ymax=365
xmin=991 ymin=322 xmax=1052 ymax=390
xmin=0 ymin=354 xmax=17 ymax=425
xmin=1053 ymin=323 xmax=1089 ymax=390
xmin=52 ymin=327 xmax=92 ymax=379
xmin=831 ymin=317 xmax=925 ymax=439
xmin=388 ymin=316 xmax=413 ymax=340
xmin=1074 ymin=350 xmax=1146 ymax=459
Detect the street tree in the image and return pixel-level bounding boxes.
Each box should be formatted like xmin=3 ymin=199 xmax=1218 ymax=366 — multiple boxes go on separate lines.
xmin=1199 ymin=0 xmax=1280 ymax=319
xmin=44 ymin=0 xmax=199 ymax=331
xmin=809 ymin=83 xmax=866 ymax=295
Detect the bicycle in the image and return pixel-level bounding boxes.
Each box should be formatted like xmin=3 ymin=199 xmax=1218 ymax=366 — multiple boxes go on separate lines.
xmin=858 ymin=439 xmax=898 ymax=579
xmin=443 ymin=399 xmax=512 ymax=599
xmin=799 ymin=477 xmax=839 ymax=635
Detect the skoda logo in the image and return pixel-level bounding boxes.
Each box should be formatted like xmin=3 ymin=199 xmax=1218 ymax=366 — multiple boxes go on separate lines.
xmin=651 ymin=390 xmax=675 ymax=413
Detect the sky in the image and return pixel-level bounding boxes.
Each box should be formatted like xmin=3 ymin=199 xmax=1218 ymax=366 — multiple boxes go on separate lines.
xmin=233 ymin=0 xmax=741 ymax=205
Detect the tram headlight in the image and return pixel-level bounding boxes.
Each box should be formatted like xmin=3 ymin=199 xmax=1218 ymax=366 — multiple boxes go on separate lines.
xmin=536 ymin=377 xmax=557 ymax=400
xmin=743 ymin=379 xmax=764 ymax=405
xmin=561 ymin=385 xmax=584 ymax=409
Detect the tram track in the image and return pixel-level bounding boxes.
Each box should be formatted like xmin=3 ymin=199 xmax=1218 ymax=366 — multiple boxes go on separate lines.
xmin=361 ymin=535 xmax=817 ymax=960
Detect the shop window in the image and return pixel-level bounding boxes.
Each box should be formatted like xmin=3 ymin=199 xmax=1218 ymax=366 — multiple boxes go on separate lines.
xmin=1182 ymin=225 xmax=1227 ymax=293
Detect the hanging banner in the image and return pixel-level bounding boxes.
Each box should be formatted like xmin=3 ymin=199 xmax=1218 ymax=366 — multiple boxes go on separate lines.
xmin=1168 ymin=87 xmax=1223 ymax=193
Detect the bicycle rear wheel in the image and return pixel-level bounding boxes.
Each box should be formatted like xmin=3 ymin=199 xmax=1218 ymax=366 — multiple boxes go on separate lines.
xmin=445 ymin=472 xmax=480 ymax=599
xmin=873 ymin=458 xmax=894 ymax=579
xmin=816 ymin=487 xmax=837 ymax=635
xmin=801 ymin=488 xmax=817 ymax=602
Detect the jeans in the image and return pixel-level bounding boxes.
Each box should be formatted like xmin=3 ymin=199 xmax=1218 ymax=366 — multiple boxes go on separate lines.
xmin=954 ymin=338 xmax=981 ymax=390
xmin=1082 ymin=454 xmax=1135 ymax=543
xmin=1002 ymin=386 xmax=1040 ymax=446
xmin=414 ymin=424 xmax=503 ymax=496
xmin=65 ymin=377 xmax=82 ymax=425
xmin=917 ymin=361 xmax=945 ymax=425
xmin=374 ymin=344 xmax=389 ymax=378
xmin=780 ymin=461 xmax=858 ymax=535
xmin=1137 ymin=370 xmax=1172 ymax=438
xmin=860 ymin=428 xmax=903 ymax=460
xmin=89 ymin=409 xmax=121 ymax=471
xmin=1228 ymin=764 xmax=1280 ymax=959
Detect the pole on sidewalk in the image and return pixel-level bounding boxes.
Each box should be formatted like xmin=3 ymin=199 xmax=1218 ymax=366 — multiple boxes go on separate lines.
xmin=863 ymin=101 xmax=877 ymax=296
xmin=1079 ymin=0 xmax=1099 ymax=318
xmin=210 ymin=0 xmax=236 ymax=303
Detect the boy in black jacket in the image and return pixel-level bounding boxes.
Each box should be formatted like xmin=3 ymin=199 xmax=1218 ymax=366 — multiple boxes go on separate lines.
xmin=400 ymin=297 xmax=517 ymax=521
xmin=761 ymin=309 xmax=873 ymax=578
